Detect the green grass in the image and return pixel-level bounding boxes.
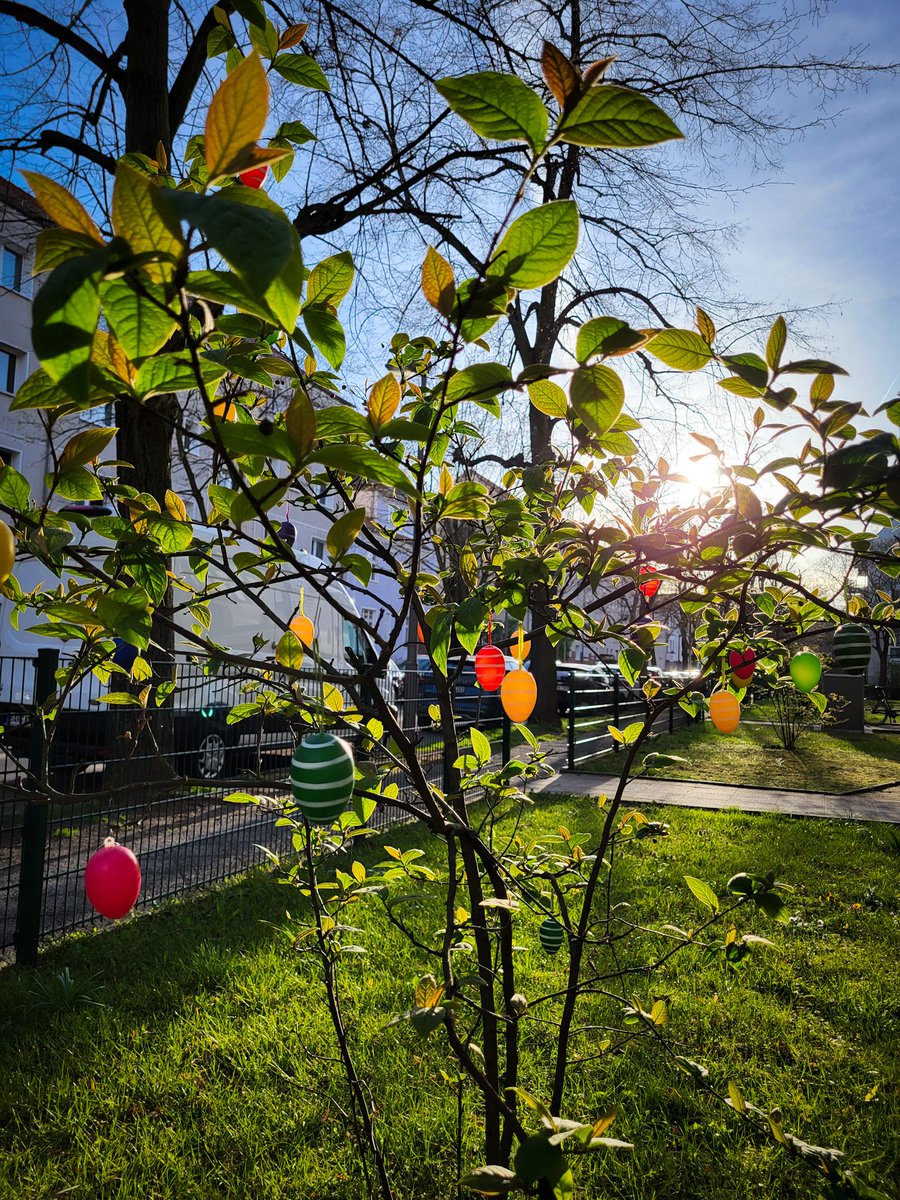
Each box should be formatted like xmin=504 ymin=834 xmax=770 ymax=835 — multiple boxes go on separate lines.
xmin=1 ymin=800 xmax=898 ymax=1199
xmin=585 ymin=721 xmax=900 ymax=793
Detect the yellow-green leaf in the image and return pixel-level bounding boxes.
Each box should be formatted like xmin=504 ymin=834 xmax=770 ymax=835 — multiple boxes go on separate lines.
xmin=22 ymin=170 xmax=102 ymax=242
xmin=326 ymin=507 xmax=366 ymax=559
xmin=205 ymin=51 xmax=269 ymax=182
xmin=368 ymin=374 xmax=401 ymax=427
xmin=112 ymin=163 xmax=183 ymax=283
xmin=284 ymin=385 xmax=317 ymax=457
xmin=59 ymin=427 xmax=116 ymax=471
xmin=527 ymin=378 xmax=567 ymax=418
xmin=306 ymin=251 xmax=354 ymax=307
xmin=421 ymin=245 xmax=455 ymax=316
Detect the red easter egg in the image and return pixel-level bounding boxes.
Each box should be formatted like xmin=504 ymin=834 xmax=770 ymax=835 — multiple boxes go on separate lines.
xmin=475 ymin=645 xmax=506 ymax=691
xmin=639 ymin=566 xmax=660 ymax=599
xmin=85 ymin=840 xmax=141 ymax=919
xmin=729 ymin=648 xmax=756 ymax=683
xmin=239 ymin=165 xmax=268 ymax=189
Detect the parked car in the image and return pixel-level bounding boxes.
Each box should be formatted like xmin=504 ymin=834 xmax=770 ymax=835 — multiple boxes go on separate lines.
xmin=413 ymin=652 xmax=519 ymax=722
xmin=556 ymin=660 xmax=645 ymax=715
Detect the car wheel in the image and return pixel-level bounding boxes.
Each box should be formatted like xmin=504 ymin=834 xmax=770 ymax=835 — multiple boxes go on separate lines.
xmin=196 ymin=728 xmax=229 ymax=780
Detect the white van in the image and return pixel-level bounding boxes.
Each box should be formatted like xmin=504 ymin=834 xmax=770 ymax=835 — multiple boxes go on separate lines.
xmin=0 ymin=507 xmax=400 ymax=780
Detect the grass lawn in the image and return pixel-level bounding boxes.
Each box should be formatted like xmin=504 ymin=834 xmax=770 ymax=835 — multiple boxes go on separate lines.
xmin=585 ymin=721 xmax=900 ymax=793
xmin=0 ymin=800 xmax=897 ymax=1199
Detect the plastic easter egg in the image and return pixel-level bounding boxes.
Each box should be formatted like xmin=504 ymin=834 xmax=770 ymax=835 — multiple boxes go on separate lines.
xmin=475 ymin=645 xmax=506 ymax=691
xmin=239 ymin=165 xmax=268 ymax=188
xmin=512 ymin=634 xmax=531 ymax=664
xmin=112 ymin=638 xmax=139 ymax=672
xmin=211 ymin=398 xmax=236 ymax=421
xmin=832 ymin=624 xmax=871 ymax=676
xmin=291 ymin=613 xmax=315 ymax=646
xmin=728 ymin=648 xmax=756 ymax=685
xmin=638 ymin=566 xmax=660 ymax=599
xmin=501 ymin=668 xmax=537 ymax=723
xmin=790 ymin=651 xmax=822 ymax=693
xmin=709 ymin=690 xmax=741 ymax=734
xmin=539 ymin=917 xmax=565 ymax=954
xmin=290 ymin=732 xmax=355 ymax=825
xmin=0 ymin=518 xmax=14 ymax=583
xmin=84 ymin=839 xmax=141 ymax=919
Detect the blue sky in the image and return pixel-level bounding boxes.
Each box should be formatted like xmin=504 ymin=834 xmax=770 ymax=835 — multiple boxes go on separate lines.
xmin=709 ymin=0 xmax=900 ymax=412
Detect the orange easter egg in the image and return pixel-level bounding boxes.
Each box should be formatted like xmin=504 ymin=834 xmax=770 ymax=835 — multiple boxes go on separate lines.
xmin=501 ymin=667 xmax=537 ymax=723
xmin=709 ymin=690 xmax=740 ymax=734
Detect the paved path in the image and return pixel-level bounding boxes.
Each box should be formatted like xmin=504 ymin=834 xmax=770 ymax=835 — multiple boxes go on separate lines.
xmin=528 ymin=741 xmax=900 ymax=822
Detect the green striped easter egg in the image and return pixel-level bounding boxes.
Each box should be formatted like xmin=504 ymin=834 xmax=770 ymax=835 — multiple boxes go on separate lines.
xmin=290 ymin=732 xmax=355 ymax=825
xmin=832 ymin=624 xmax=872 ymax=676
xmin=539 ymin=916 xmax=565 ymax=954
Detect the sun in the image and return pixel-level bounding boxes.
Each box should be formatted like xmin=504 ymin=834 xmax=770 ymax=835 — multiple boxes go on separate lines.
xmin=668 ymin=451 xmax=725 ymax=505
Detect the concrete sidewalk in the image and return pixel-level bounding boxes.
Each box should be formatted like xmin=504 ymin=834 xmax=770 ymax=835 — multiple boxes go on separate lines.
xmin=528 ymin=742 xmax=900 ymax=823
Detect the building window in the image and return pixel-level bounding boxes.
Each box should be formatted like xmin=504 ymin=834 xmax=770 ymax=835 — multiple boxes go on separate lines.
xmin=362 ymin=607 xmax=377 ymax=626
xmin=311 ymin=537 xmax=326 ymax=559
xmin=80 ymin=402 xmax=114 ymax=424
xmin=1 ymin=247 xmax=23 ymax=293
xmin=0 ymin=348 xmax=17 ymax=394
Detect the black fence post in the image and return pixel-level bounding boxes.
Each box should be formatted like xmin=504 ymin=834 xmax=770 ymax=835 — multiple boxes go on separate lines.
xmin=612 ymin=675 xmax=620 ymax=753
xmin=501 ymin=712 xmax=511 ymax=768
xmin=567 ymin=675 xmax=576 ymax=771
xmin=14 ymin=647 xmax=59 ymax=967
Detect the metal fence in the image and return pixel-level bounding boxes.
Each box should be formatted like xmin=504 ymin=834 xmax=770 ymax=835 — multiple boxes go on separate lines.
xmin=0 ymin=649 xmax=507 ymax=965
xmin=1 ymin=651 xmax=699 ymax=964
xmin=563 ymin=673 xmax=697 ymax=769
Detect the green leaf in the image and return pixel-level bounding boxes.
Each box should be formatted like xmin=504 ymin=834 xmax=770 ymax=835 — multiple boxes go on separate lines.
xmin=570 ymin=364 xmax=625 ymax=436
xmin=459 ymin=1165 xmax=519 ymax=1195
xmin=32 ymin=248 xmax=107 ymax=403
xmin=275 ymin=630 xmax=304 ymax=669
xmin=111 ymin=162 xmax=183 ymax=283
xmin=455 ymin=595 xmax=485 ymax=653
xmin=487 ymin=201 xmax=578 ymax=290
xmin=754 ymin=892 xmax=789 ymax=923
xmin=248 ymin=16 xmax=279 ymax=58
xmin=441 ymin=481 xmax=490 ymax=520
xmin=527 ymin=378 xmax=567 ymax=419
xmin=59 ymin=426 xmax=116 ymax=471
xmin=302 ymin=303 xmax=346 ymax=369
xmin=617 ymin=646 xmax=645 ymax=685
xmin=470 ymin=726 xmax=491 ymax=766
xmin=0 ymin=463 xmax=30 ymax=512
xmin=143 ymin=513 xmax=194 ymax=553
xmin=307 ymin=251 xmax=354 ymax=307
xmin=684 ymin=876 xmax=720 ymax=912
xmin=99 ymin=277 xmax=177 ymax=360
xmin=134 ymin=353 xmax=228 ymax=399
xmin=557 ymin=84 xmax=683 ymax=148
xmin=453 ymin=276 xmax=509 ymax=343
xmin=272 ymin=52 xmax=330 ymax=90
xmin=576 ymin=317 xmax=646 ymax=362
xmin=229 ymin=478 xmax=289 ymax=528
xmin=10 ymin=368 xmax=98 ymax=412
xmin=95 ymin=586 xmax=152 ymax=650
xmin=285 ymin=386 xmax=317 ymax=457
xmin=765 ymin=315 xmax=786 ymax=371
xmin=278 ymin=119 xmax=316 ymax=145
xmin=646 ymin=329 xmax=712 ymax=371
xmin=214 ymin=423 xmax=298 ymax=468
xmin=779 ymin=358 xmax=848 ymax=376
xmin=514 ymin=1134 xmax=566 ymax=1187
xmin=52 ymin=467 xmax=103 ymax=501
xmin=185 ymin=269 xmax=277 ymax=323
xmin=434 ymin=72 xmax=548 ymax=149
xmin=445 ymin=362 xmax=512 ymax=413
xmin=310 ymin=445 xmax=416 ymax=497
xmin=718 ymin=376 xmax=765 ymax=399
xmin=327 ymin=507 xmax=366 ymax=559
xmin=163 ymin=188 xmax=295 ymax=301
